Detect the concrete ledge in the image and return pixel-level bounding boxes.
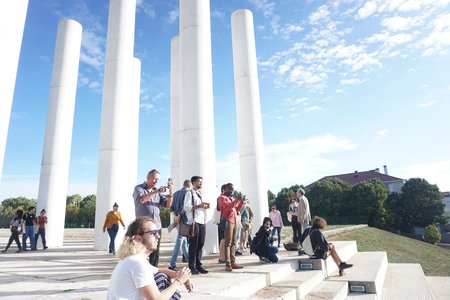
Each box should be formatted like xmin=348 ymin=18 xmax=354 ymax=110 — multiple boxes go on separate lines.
xmin=328 ymin=251 xmax=388 ymax=295
xmin=306 ymin=280 xmax=348 ymax=300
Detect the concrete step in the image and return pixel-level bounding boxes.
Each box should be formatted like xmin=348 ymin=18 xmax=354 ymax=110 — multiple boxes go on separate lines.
xmin=306 ymin=280 xmax=348 ymax=300
xmin=381 ymin=264 xmax=434 ymax=300
xmin=328 ymin=252 xmax=388 ymax=295
xmin=298 ymin=241 xmax=358 ymax=277
xmin=345 ymin=293 xmax=378 ymax=299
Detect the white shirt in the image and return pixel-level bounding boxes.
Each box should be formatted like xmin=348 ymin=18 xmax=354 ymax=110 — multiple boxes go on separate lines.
xmin=107 ymin=254 xmax=158 ymax=300
xmin=183 ymin=189 xmax=206 ymax=225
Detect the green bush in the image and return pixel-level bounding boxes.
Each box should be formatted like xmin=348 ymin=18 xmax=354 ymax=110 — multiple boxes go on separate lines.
xmin=424 ymin=224 xmax=441 ymax=244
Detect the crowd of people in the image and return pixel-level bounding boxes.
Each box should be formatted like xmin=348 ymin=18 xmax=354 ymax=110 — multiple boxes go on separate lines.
xmin=1 ymin=206 xmax=48 ymax=253
xmin=1 ymin=168 xmax=353 ymax=299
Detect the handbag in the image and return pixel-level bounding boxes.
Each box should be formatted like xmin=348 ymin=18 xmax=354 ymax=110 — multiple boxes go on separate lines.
xmin=179 ymin=191 xmax=196 ymax=238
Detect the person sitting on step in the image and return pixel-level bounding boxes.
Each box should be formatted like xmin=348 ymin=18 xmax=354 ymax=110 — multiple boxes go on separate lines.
xmin=251 ymin=217 xmax=278 ymax=263
xmin=300 ymin=216 xmax=353 ymax=274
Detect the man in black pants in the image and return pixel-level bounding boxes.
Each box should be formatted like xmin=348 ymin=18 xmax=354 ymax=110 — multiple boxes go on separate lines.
xmin=183 ymin=176 xmax=210 ymax=275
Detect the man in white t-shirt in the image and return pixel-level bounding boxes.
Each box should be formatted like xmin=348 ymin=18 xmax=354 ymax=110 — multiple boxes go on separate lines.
xmin=107 ymin=217 xmax=193 ymax=299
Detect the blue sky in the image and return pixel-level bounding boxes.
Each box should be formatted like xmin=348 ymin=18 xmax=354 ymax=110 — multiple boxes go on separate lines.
xmin=1 ymin=0 xmax=450 ymax=200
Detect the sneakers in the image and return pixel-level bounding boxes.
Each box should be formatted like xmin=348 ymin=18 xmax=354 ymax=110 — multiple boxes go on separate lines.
xmin=218 ymin=259 xmax=226 ymax=264
xmin=1 ymin=249 xmax=6 ymax=253
xmin=168 ymin=265 xmax=178 ymax=271
xmin=259 ymin=257 xmax=271 ymax=264
xmin=43 ymin=246 xmax=48 ymax=250
xmin=235 ymin=250 xmax=243 ymax=256
xmin=190 ymin=268 xmax=200 ymax=275
xmin=339 ymin=262 xmax=353 ymax=270
xmin=196 ymin=266 xmax=208 ymax=274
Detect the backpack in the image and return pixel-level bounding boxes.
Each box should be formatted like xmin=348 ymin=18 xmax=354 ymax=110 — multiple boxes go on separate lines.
xmin=250 ymin=237 xmax=257 ymax=254
xmin=301 ymin=228 xmax=317 ymax=256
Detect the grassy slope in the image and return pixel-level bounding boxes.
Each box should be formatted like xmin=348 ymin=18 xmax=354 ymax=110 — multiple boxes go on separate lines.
xmin=330 ymin=227 xmax=450 ymax=276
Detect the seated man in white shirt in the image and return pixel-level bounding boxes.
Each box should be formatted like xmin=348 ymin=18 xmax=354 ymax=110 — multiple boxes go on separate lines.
xmin=107 ymin=216 xmax=193 ymax=300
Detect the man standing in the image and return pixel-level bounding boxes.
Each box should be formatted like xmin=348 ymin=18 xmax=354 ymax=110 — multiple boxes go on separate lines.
xmin=297 ymin=188 xmax=311 ymax=233
xmin=133 ymin=169 xmax=174 ymax=266
xmin=168 ymin=179 xmax=192 ymax=270
xmin=288 ymin=197 xmax=301 ymax=243
xmin=107 ymin=216 xmax=193 ymax=299
xmin=183 ymin=176 xmax=210 ymax=275
xmin=218 ymin=183 xmax=244 ymax=272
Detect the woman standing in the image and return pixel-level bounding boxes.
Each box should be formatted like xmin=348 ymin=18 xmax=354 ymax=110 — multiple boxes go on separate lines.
xmin=268 ymin=205 xmax=284 ymax=248
xmin=1 ymin=209 xmax=24 ymax=253
xmin=34 ymin=209 xmax=48 ymax=250
xmin=288 ymin=197 xmax=301 ymax=243
xmin=103 ymin=203 xmax=126 ymax=254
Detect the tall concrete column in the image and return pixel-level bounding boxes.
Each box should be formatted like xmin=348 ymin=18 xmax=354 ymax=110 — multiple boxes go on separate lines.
xmin=231 ymin=9 xmax=268 ymax=226
xmin=170 ymin=36 xmax=181 ymax=191
xmin=179 ymin=0 xmax=218 ymax=253
xmin=169 ymin=36 xmax=181 ymax=242
xmin=94 ymin=0 xmax=136 ymax=250
xmin=0 ymin=0 xmax=29 ymax=183
xmin=36 ymin=19 xmax=82 ymax=247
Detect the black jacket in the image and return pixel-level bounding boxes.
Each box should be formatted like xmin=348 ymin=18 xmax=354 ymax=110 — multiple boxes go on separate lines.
xmin=253 ymin=226 xmax=271 ymax=257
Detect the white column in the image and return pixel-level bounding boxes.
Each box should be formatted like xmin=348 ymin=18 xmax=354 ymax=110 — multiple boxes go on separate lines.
xmin=169 ymin=36 xmax=181 ymax=242
xmin=0 ymin=0 xmax=29 ymax=183
xmin=36 ymin=19 xmax=82 ymax=247
xmin=179 ymin=0 xmax=218 ymax=253
xmin=94 ymin=0 xmax=136 ymax=250
xmin=231 ymin=9 xmax=268 ymax=227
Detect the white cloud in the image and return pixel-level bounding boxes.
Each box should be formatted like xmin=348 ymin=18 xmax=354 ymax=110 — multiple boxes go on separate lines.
xmin=356 ymin=1 xmax=378 ymax=19
xmin=136 ymin=0 xmax=155 ymax=18
xmin=216 ymin=134 xmax=357 ymax=193
xmin=419 ymin=100 xmax=436 ymax=107
xmin=403 ymin=160 xmax=450 ymax=192
xmin=167 ymin=9 xmax=179 ymax=24
xmin=305 ymin=105 xmax=324 ymax=112
xmin=340 ymin=78 xmax=365 ymax=85
xmin=375 ymin=129 xmax=390 ymax=140
xmin=308 ymin=5 xmax=330 ymax=25
xmin=381 ymin=16 xmax=418 ymax=31
xmin=140 ymin=103 xmax=154 ymax=111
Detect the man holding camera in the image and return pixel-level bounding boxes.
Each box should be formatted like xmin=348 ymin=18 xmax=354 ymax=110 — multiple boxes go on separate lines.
xmin=133 ymin=169 xmax=174 ymax=267
xmin=183 ymin=176 xmax=210 ymax=275
xmin=218 ymin=183 xmax=244 ymax=272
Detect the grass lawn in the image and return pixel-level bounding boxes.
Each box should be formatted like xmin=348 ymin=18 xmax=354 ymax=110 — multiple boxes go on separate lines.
xmin=330 ymin=227 xmax=450 ymax=276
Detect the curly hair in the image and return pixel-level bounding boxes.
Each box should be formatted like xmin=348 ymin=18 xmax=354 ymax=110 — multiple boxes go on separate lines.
xmin=117 ymin=216 xmax=155 ymax=260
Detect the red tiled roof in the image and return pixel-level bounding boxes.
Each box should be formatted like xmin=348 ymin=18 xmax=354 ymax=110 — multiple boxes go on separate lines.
xmin=307 ymin=169 xmax=404 ymax=187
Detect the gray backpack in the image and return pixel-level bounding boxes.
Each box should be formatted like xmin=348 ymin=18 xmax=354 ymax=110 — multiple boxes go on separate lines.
xmin=302 ymin=228 xmax=317 ymax=256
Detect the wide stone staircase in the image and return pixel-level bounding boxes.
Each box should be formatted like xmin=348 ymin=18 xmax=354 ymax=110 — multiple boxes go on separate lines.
xmin=172 ymin=236 xmax=438 ymax=299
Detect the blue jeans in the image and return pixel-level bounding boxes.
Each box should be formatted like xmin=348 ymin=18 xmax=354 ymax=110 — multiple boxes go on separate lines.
xmin=22 ymin=226 xmax=35 ymax=250
xmin=107 ymin=224 xmax=119 ymax=251
xmin=271 ymin=227 xmax=282 ymax=246
xmin=169 ymin=233 xmax=189 ymax=267
xmin=267 ymin=245 xmax=279 ymax=263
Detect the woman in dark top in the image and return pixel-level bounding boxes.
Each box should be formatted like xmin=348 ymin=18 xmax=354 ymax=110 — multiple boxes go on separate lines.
xmin=300 ymin=216 xmax=353 ymax=273
xmin=1 ymin=209 xmax=24 ymax=253
xmin=251 ymin=217 xmax=278 ymax=263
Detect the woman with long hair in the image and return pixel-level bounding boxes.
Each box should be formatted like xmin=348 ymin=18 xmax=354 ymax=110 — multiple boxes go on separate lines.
xmin=103 ymin=202 xmax=126 ymax=255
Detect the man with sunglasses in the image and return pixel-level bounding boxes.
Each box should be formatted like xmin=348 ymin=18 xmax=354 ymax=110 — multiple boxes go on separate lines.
xmin=107 ymin=216 xmax=193 ymax=299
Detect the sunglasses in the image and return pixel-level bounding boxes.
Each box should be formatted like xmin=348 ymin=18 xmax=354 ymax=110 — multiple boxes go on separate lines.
xmin=142 ymin=230 xmax=159 ymax=238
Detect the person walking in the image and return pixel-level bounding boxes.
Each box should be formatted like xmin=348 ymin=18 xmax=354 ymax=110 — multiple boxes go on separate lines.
xmin=1 ymin=209 xmax=24 ymax=253
xmin=269 ymin=205 xmax=284 ymax=248
xmin=103 ymin=203 xmax=126 ymax=255
xmin=34 ymin=209 xmax=48 ymax=250
xmin=107 ymin=216 xmax=193 ymax=299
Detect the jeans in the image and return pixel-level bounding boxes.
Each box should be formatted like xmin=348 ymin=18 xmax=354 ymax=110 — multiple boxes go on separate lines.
xmin=169 ymin=233 xmax=189 ymax=267
xmin=22 ymin=226 xmax=35 ymax=250
xmin=35 ymin=228 xmax=47 ymax=248
xmin=271 ymin=227 xmax=282 ymax=246
xmin=267 ymin=245 xmax=279 ymax=263
xmin=107 ymin=224 xmax=119 ymax=251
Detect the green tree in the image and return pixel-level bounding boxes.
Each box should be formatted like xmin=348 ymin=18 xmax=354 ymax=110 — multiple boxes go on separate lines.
xmin=346 ymin=179 xmax=388 ymax=228
xmin=66 ymin=194 xmax=83 ymax=207
xmin=384 ymin=192 xmax=401 ymax=230
xmin=79 ymin=194 xmax=96 ymax=227
xmin=1 ymin=197 xmax=36 ymax=228
xmin=308 ymin=178 xmax=352 ymax=222
xmin=273 ymin=185 xmax=300 ymax=224
xmin=399 ymin=178 xmax=447 ymax=232
xmin=424 ymin=224 xmax=441 ymax=244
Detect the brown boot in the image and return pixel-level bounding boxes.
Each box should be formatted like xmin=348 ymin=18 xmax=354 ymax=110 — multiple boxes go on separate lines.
xmin=225 ymin=262 xmax=233 ymax=272
xmin=231 ymin=263 xmax=243 ymax=269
